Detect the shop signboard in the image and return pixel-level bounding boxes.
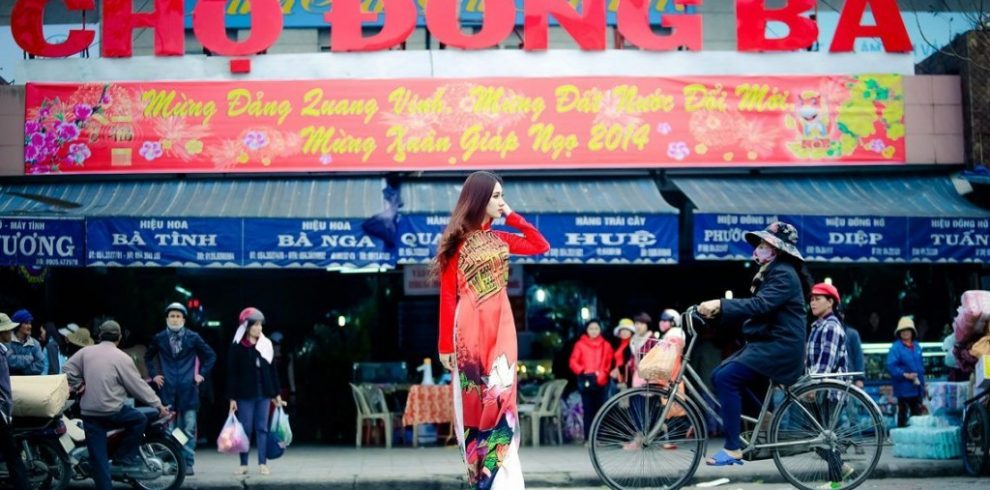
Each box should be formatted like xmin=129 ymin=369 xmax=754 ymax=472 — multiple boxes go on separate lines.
xmin=242 ymin=218 xmax=394 ymax=268
xmin=86 ymin=217 xmax=242 ymax=267
xmin=12 ymin=0 xmax=911 ymax=56
xmin=23 ymin=75 xmax=905 ymax=175
xmin=182 ymin=0 xmax=693 ymax=28
xmin=907 ymin=216 xmax=990 ymax=263
xmin=694 ymin=213 xmax=990 ymax=263
xmin=399 ymin=212 xmax=678 ymax=264
xmin=0 ymin=217 xmax=84 ymax=267
xmin=524 ymin=213 xmax=678 ymax=264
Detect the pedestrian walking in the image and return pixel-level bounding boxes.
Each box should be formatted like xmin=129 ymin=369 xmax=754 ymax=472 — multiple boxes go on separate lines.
xmin=435 ymin=171 xmax=549 ymax=489
xmin=807 ymin=283 xmax=847 ymax=375
xmin=569 ymin=319 xmax=613 ymax=442
xmin=886 ymin=316 xmax=927 ymax=428
xmin=227 ymin=307 xmax=284 ymax=476
xmin=145 ymin=302 xmax=217 ymax=476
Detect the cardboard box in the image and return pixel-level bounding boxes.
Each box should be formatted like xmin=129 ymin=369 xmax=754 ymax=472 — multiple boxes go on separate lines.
xmin=977 ymin=355 xmax=990 ymax=390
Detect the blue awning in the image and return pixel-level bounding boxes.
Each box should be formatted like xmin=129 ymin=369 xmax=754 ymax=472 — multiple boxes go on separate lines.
xmin=674 ymin=175 xmax=990 ymax=263
xmin=0 ymin=178 xmax=393 ymax=269
xmin=399 ymin=178 xmax=680 ymax=264
xmin=0 ymin=179 xmax=383 ymax=218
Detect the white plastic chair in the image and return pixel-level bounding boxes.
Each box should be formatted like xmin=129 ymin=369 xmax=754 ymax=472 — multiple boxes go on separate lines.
xmin=349 ymin=383 xmax=392 ymax=448
xmin=518 ymin=379 xmax=567 ymax=447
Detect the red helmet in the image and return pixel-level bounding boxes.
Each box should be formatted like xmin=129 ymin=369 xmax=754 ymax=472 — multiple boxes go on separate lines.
xmin=811 ymin=283 xmax=841 ymax=304
xmin=239 ymin=307 xmax=265 ymax=324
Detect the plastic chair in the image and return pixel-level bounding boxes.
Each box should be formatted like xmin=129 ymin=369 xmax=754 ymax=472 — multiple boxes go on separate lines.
xmin=349 ymin=383 xmax=392 ymax=448
xmin=518 ymin=379 xmax=567 ymax=447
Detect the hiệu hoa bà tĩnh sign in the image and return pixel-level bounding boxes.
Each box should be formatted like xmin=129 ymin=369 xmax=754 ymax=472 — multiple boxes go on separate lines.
xmin=23 ymin=75 xmax=906 ymax=174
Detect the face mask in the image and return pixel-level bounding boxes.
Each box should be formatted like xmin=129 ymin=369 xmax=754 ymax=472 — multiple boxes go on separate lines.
xmin=167 ymin=323 xmax=184 ymax=333
xmin=752 ymin=245 xmax=778 ymax=265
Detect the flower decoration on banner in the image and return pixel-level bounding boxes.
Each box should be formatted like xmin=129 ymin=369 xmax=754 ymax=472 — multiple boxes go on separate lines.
xmin=23 ymin=85 xmax=109 ymax=173
xmin=667 ymin=141 xmax=690 ymax=161
xmin=656 ymin=122 xmax=673 ymax=135
xmin=153 ymin=117 xmax=211 ymax=161
xmin=139 ymin=141 xmax=163 ymax=161
xmin=206 ymin=128 xmax=302 ymax=169
xmin=689 ymin=111 xmax=744 ymax=148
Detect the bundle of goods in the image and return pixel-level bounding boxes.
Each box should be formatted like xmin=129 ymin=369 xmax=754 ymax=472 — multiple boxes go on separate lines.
xmin=11 ymin=375 xmax=70 ymax=418
xmin=926 ymin=381 xmax=971 ymax=416
xmin=890 ymin=415 xmax=961 ymax=459
xmin=951 ymin=290 xmax=990 ymax=372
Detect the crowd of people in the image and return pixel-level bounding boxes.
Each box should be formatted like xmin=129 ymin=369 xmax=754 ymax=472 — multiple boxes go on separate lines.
xmin=0 ymin=303 xmax=287 ymax=490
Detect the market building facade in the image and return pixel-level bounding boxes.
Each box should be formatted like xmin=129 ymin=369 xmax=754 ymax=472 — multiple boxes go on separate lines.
xmin=0 ymin=0 xmax=987 ymax=441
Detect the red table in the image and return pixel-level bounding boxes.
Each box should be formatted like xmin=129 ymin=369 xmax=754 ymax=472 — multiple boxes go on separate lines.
xmin=402 ymin=384 xmax=454 ymax=447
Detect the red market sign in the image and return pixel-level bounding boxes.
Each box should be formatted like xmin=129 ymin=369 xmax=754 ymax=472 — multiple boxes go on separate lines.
xmin=23 ymin=75 xmax=905 ymax=174
xmin=12 ymin=0 xmax=911 ymax=57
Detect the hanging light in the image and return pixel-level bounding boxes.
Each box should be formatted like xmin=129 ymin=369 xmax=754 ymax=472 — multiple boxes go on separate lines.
xmin=725 ymin=290 xmax=734 ymax=299
xmin=824 ymin=277 xmax=833 ymax=285
xmin=337 ymin=315 xmax=346 ymax=327
xmin=580 ymin=307 xmax=591 ymax=320
xmin=535 ymin=288 xmax=547 ymax=303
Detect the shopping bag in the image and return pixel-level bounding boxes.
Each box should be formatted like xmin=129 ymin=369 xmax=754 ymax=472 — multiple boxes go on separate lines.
xmin=266 ymin=432 xmax=285 ymax=460
xmin=638 ymin=339 xmax=682 ymax=383
xmin=270 ymin=406 xmax=293 ymax=447
xmin=217 ymin=413 xmax=250 ymax=454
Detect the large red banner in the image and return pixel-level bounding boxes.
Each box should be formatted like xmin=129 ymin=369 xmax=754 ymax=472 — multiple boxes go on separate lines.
xmin=23 ymin=75 xmax=904 ymax=174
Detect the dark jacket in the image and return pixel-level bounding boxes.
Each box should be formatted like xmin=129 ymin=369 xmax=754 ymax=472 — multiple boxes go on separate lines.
xmin=145 ymin=328 xmax=217 ymax=412
xmin=844 ymin=325 xmax=865 ymax=383
xmin=720 ymin=260 xmax=808 ymax=386
xmin=886 ymin=340 xmax=926 ymax=399
xmin=226 ymin=342 xmax=280 ymax=401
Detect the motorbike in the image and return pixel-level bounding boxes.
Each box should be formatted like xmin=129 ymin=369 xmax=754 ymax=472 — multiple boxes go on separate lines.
xmin=60 ymin=402 xmax=187 ymax=490
xmin=0 ymin=413 xmax=73 ymax=490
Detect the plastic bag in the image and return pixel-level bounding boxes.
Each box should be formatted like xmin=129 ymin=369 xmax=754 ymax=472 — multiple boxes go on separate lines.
xmin=217 ymin=413 xmax=250 ymax=454
xmin=270 ymin=406 xmax=293 ymax=447
xmin=266 ymin=432 xmax=285 ymax=460
xmin=638 ymin=339 xmax=682 ymax=383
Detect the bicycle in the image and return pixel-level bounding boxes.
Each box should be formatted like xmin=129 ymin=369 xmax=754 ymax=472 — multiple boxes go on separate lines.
xmin=588 ymin=306 xmax=886 ymax=490
xmin=962 ymin=385 xmax=990 ymax=476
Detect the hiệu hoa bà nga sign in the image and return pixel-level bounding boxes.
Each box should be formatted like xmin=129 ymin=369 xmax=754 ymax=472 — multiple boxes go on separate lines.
xmin=23 ymin=75 xmax=906 ymax=174
xmin=11 ymin=0 xmax=912 ymax=56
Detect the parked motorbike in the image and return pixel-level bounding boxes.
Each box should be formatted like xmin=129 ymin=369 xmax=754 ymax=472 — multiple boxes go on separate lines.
xmin=0 ymin=413 xmax=73 ymax=490
xmin=61 ymin=403 xmax=187 ymax=490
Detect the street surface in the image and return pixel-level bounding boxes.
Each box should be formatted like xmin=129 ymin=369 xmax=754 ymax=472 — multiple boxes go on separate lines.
xmin=539 ymin=478 xmax=987 ymax=489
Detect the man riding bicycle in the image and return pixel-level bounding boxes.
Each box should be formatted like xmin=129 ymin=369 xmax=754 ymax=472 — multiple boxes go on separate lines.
xmin=62 ymin=320 xmax=170 ymax=490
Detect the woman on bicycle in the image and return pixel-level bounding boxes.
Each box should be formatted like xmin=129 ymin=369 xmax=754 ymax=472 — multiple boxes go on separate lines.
xmin=697 ymin=221 xmax=813 ymax=466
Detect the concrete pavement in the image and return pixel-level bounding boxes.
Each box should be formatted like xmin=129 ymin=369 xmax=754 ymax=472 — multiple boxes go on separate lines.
xmin=72 ymin=440 xmax=970 ymax=489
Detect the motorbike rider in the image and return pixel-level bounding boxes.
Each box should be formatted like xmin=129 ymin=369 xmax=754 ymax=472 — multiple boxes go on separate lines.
xmin=62 ymin=320 xmax=169 ymax=490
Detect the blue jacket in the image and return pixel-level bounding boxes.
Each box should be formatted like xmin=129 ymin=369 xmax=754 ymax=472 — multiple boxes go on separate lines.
xmin=145 ymin=328 xmax=217 ymax=412
xmin=0 ymin=344 xmax=13 ymax=423
xmin=886 ymin=340 xmax=926 ymax=399
xmin=7 ymin=338 xmax=45 ymax=375
xmin=720 ymin=260 xmax=808 ymax=386
xmin=844 ymin=325 xmax=865 ymax=382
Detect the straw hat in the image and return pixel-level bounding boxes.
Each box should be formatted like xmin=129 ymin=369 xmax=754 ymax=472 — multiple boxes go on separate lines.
xmin=66 ymin=327 xmax=94 ymax=347
xmin=894 ymin=316 xmax=917 ymax=337
xmin=0 ymin=314 xmax=18 ymax=333
xmin=613 ymin=318 xmax=635 ymax=336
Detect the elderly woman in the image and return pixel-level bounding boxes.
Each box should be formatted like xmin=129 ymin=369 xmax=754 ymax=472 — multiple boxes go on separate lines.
xmin=698 ymin=221 xmax=813 ymax=466
xmin=886 ymin=316 xmax=926 ymax=428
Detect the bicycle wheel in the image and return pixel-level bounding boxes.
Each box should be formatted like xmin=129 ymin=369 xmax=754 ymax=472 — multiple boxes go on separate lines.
xmin=962 ymin=400 xmax=990 ymax=476
xmin=589 ymin=386 xmax=705 ymax=490
xmin=770 ymin=381 xmax=883 ymax=490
